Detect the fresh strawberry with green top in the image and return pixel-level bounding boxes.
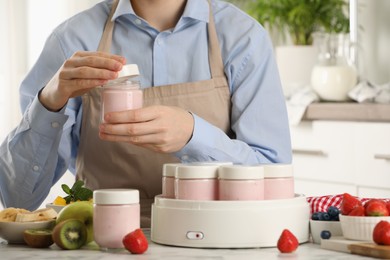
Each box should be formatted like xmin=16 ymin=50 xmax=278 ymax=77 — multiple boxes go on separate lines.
xmin=365 ymin=199 xmax=389 ymax=216
xmin=373 ymin=220 xmax=390 ymax=245
xmin=348 ymin=205 xmax=365 ymax=216
xmin=340 ymin=193 xmax=362 ymax=215
xmin=122 ymin=229 xmax=148 ymax=254
xmin=277 ymin=229 xmax=299 ymax=253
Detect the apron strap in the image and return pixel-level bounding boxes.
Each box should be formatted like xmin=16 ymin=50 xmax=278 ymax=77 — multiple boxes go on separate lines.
xmin=207 ymin=0 xmax=225 ymax=78
xmin=97 ymin=0 xmax=119 ymax=52
xmin=98 ymin=0 xmax=225 ymax=79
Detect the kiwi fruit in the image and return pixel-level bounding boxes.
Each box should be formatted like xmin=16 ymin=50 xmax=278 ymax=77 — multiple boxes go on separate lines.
xmin=52 ymin=219 xmax=87 ymax=250
xmin=23 ymin=229 xmax=54 ymax=248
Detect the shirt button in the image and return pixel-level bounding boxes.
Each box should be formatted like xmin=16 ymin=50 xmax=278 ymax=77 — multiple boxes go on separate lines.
xmin=33 ymin=165 xmax=40 ymax=171
xmin=157 ymin=39 xmax=163 ymax=45
xmin=135 ymin=19 xmax=142 ymax=25
xmin=51 ymin=122 xmax=60 ymax=128
xmin=181 ymin=155 xmax=189 ymax=161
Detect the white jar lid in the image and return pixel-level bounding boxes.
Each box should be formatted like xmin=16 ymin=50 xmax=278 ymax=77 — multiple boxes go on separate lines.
xmin=263 ymin=164 xmax=294 ymax=178
xmin=108 ymin=64 xmax=139 ymax=84
xmin=218 ymin=165 xmax=264 ymax=180
xmin=175 ymin=164 xmax=219 ymax=179
xmin=162 ymin=163 xmax=182 ymax=177
xmin=93 ymin=189 xmax=139 ymax=204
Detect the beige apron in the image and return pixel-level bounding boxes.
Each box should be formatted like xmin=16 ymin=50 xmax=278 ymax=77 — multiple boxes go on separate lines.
xmin=76 ymin=0 xmax=232 ymax=227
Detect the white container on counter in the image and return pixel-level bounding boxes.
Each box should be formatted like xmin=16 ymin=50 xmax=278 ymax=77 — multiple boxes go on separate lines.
xmin=162 ymin=163 xmax=181 ymax=199
xmin=93 ymin=189 xmax=140 ymax=249
xmin=218 ymin=165 xmax=264 ymax=201
xmin=101 ymin=64 xmax=143 ymax=123
xmin=263 ymin=164 xmax=294 ymax=200
xmin=174 ymin=164 xmax=220 ymax=200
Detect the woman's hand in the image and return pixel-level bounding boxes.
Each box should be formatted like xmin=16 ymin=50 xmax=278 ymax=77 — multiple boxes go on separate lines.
xmin=39 ymin=51 xmax=126 ymax=111
xmin=99 ymin=105 xmax=195 ymax=153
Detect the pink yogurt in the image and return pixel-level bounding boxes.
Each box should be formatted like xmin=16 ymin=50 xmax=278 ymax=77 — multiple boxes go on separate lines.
xmin=174 ymin=164 xmax=219 ymax=200
xmin=101 ymin=64 xmax=143 ymax=123
xmin=263 ymin=164 xmax=294 ymax=200
xmin=93 ymin=189 xmax=140 ymax=249
xmin=218 ymin=165 xmax=264 ymax=200
xmin=101 ymin=85 xmax=143 ymax=122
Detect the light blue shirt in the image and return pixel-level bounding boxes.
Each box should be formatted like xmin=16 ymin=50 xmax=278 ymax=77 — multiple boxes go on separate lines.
xmin=0 ymin=0 xmax=291 ymax=209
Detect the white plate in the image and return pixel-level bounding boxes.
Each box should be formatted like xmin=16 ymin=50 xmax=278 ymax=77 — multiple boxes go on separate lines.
xmin=0 ymin=220 xmax=55 ymax=244
xmin=45 ymin=203 xmax=65 ymax=214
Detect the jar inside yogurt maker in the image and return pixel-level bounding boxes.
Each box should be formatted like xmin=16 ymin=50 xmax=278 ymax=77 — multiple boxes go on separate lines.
xmin=263 ymin=164 xmax=295 ymax=200
xmin=218 ymin=165 xmax=264 ymax=201
xmin=174 ymin=164 xmax=220 ymax=200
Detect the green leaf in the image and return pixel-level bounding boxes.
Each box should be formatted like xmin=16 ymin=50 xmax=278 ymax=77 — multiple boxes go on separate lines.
xmin=64 ymin=195 xmax=72 ymax=204
xmin=71 ymin=180 xmax=85 ymax=193
xmin=61 ymin=184 xmax=71 ymax=195
xmin=74 ymin=188 xmax=93 ymax=201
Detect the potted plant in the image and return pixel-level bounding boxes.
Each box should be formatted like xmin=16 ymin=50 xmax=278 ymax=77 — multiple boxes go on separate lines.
xmin=245 ymin=0 xmax=350 ymax=96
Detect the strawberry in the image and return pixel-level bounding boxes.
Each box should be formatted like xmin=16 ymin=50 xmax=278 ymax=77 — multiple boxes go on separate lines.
xmin=365 ymin=199 xmax=389 ymax=216
xmin=386 ymin=201 xmax=390 ymax=214
xmin=373 ymin=220 xmax=390 ymax=245
xmin=277 ymin=229 xmax=299 ymax=253
xmin=122 ymin=228 xmax=148 ymax=254
xmin=348 ymin=205 xmax=365 ymax=216
xmin=340 ymin=193 xmax=362 ymax=215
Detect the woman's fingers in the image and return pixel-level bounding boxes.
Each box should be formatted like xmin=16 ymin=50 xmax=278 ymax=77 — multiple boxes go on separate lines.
xmin=99 ymin=106 xmax=194 ymax=153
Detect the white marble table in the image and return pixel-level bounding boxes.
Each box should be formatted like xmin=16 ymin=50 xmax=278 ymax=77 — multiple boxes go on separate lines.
xmin=0 ymin=229 xmax=377 ymax=260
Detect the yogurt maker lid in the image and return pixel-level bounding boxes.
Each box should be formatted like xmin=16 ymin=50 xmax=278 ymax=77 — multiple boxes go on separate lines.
xmin=93 ymin=188 xmax=139 ymax=204
xmin=218 ymin=165 xmax=264 ymax=180
xmin=263 ymin=164 xmax=293 ymax=178
xmin=175 ymin=164 xmax=220 ymax=179
xmin=107 ymin=64 xmax=139 ymax=84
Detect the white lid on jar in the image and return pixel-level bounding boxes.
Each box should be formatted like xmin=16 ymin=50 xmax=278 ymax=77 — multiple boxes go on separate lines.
xmin=108 ymin=64 xmax=140 ymax=84
xmin=175 ymin=164 xmax=219 ymax=179
xmin=162 ymin=163 xmax=182 ymax=177
xmin=263 ymin=164 xmax=294 ymax=178
xmin=93 ymin=189 xmax=139 ymax=204
xmin=218 ymin=165 xmax=264 ymax=180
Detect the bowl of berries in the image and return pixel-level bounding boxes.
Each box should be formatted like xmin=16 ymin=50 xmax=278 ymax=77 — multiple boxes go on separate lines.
xmin=339 ymin=193 xmax=390 ymax=241
xmin=309 ymin=206 xmax=342 ymax=244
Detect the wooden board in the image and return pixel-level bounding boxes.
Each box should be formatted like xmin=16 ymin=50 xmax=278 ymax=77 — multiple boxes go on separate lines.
xmin=348 ymin=243 xmax=390 ymax=259
xmin=320 ymin=236 xmax=356 ymax=253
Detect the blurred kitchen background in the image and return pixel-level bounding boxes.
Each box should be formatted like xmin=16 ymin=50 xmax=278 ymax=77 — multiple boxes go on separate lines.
xmin=0 ymin=0 xmax=389 ymax=209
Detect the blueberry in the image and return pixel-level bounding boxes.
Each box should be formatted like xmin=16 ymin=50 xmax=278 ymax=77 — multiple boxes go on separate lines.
xmin=318 ymin=212 xmax=331 ymax=221
xmin=327 ymin=206 xmax=340 ymax=220
xmin=311 ymin=212 xmax=321 ymax=220
xmin=321 ymin=230 xmax=332 ymax=240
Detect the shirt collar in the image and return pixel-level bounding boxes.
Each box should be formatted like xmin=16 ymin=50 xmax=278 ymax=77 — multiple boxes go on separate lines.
xmin=112 ymin=0 xmax=210 ymax=23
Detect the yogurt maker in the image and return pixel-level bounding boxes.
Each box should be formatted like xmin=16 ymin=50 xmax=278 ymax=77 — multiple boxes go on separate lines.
xmin=151 ymin=194 xmax=310 ymax=248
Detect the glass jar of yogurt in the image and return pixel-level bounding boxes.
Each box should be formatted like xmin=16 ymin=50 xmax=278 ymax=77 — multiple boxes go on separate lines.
xmin=218 ymin=165 xmax=264 ymax=200
xmin=93 ymin=189 xmax=140 ymax=249
xmin=174 ymin=164 xmax=220 ymax=200
xmin=162 ymin=163 xmax=181 ymax=199
xmin=101 ymin=64 xmax=143 ymax=123
xmin=263 ymin=164 xmax=294 ymax=200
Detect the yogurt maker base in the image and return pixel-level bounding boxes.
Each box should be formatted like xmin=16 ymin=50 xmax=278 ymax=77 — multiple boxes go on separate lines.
xmin=151 ymin=194 xmax=310 ymax=248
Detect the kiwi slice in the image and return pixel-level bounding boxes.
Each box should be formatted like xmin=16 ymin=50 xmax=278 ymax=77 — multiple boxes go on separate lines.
xmin=23 ymin=229 xmax=54 ymax=248
xmin=52 ymin=219 xmax=87 ymax=250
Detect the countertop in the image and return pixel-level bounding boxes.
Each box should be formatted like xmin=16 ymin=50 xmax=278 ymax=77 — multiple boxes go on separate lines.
xmin=0 ymin=229 xmax=378 ymax=260
xmin=302 ymin=102 xmax=390 ymax=122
